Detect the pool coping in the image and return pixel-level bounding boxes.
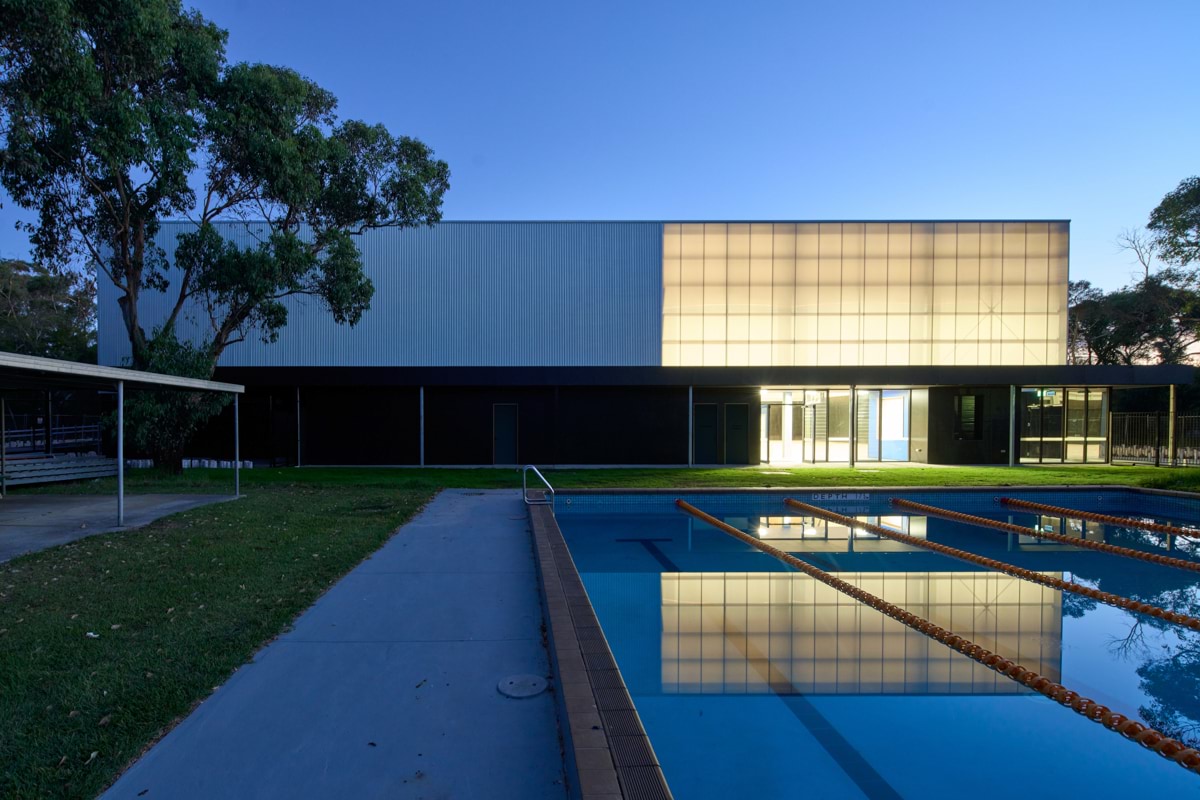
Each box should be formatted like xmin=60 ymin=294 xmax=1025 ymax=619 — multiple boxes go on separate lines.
xmin=554 ymin=484 xmax=1200 ymax=499
xmin=528 ymin=496 xmax=673 ymax=800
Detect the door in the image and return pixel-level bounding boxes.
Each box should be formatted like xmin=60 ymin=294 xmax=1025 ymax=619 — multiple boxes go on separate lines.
xmin=693 ymin=404 xmax=719 ymax=464
xmin=493 ymin=403 xmax=518 ymax=465
xmin=725 ymin=404 xmax=749 ymax=464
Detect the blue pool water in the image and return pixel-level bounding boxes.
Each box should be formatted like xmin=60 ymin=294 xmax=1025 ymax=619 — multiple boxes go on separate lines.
xmin=556 ymin=489 xmax=1200 ymax=798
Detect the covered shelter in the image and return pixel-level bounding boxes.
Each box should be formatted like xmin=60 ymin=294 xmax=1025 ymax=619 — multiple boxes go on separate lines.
xmin=0 ymin=351 xmax=244 ymax=525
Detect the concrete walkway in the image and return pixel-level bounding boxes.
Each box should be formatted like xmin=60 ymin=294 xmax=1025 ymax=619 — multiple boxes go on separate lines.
xmin=102 ymin=489 xmax=566 ymax=800
xmin=0 ymin=494 xmax=236 ymax=562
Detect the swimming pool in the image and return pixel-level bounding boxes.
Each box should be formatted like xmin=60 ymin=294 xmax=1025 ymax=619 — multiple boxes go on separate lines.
xmin=556 ymin=488 xmax=1200 ymax=798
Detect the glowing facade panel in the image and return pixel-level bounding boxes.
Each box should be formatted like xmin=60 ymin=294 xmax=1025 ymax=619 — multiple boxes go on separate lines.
xmin=662 ymin=222 xmax=1069 ymax=367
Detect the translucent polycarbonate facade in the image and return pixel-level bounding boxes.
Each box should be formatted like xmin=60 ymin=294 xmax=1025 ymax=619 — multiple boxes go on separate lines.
xmin=661 ymin=222 xmax=1069 ymax=367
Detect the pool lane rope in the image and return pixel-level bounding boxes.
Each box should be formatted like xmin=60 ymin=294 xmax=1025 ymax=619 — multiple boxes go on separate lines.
xmin=674 ymin=499 xmax=1200 ymax=775
xmin=999 ymin=497 xmax=1200 ymax=541
xmin=783 ymin=499 xmax=1200 ymax=632
xmin=890 ymin=498 xmax=1200 ymax=575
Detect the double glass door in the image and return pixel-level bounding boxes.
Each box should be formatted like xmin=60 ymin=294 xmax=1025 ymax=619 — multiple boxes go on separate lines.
xmin=760 ymin=388 xmax=911 ymax=465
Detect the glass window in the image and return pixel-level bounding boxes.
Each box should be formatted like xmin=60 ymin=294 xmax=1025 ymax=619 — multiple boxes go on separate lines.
xmin=791 ymin=405 xmax=805 ymax=442
xmin=768 ymin=405 xmax=783 ymax=440
xmin=1041 ymin=389 xmax=1064 ymax=439
xmin=1087 ymin=388 xmax=1107 ymax=438
xmin=1066 ymin=388 xmax=1086 ymax=438
xmin=828 ymin=391 xmax=850 ymax=437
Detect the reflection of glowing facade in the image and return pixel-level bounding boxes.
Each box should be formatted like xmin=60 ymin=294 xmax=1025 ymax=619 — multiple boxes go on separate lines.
xmin=745 ymin=514 xmax=925 ymax=552
xmin=660 ymin=572 xmax=1062 ymax=694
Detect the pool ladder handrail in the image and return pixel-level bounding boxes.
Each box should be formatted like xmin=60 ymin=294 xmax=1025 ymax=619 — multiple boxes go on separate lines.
xmin=523 ymin=465 xmax=555 ymax=507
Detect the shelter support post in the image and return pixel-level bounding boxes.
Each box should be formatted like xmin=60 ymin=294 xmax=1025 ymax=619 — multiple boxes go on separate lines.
xmin=117 ymin=380 xmax=124 ymax=526
xmin=419 ymin=386 xmax=425 ymax=466
xmin=1009 ymin=385 xmax=1017 ymax=467
xmin=234 ymin=393 xmax=240 ymax=497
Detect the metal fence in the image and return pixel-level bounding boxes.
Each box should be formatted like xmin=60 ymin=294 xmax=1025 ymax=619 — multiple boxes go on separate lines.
xmin=2 ymin=414 xmax=102 ymax=455
xmin=1110 ymin=412 xmax=1200 ymax=466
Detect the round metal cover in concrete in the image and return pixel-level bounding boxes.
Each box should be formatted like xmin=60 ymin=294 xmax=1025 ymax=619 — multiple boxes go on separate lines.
xmin=498 ymin=674 xmax=548 ymax=699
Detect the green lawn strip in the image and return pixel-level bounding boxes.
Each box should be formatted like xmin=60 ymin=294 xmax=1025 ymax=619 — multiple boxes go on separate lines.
xmin=0 ymin=484 xmax=430 ymax=799
xmin=16 ymin=463 xmax=1200 ymax=495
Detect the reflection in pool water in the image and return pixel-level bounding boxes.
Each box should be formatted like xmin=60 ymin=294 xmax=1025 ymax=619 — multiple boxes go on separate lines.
xmin=559 ymin=491 xmax=1200 ymax=798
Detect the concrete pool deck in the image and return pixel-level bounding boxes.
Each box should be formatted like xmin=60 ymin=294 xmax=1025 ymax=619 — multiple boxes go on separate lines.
xmin=0 ymin=494 xmax=237 ymax=562
xmin=101 ymin=489 xmax=566 ymax=800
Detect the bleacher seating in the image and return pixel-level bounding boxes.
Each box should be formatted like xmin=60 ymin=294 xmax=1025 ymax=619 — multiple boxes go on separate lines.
xmin=1 ymin=454 xmax=118 ymax=487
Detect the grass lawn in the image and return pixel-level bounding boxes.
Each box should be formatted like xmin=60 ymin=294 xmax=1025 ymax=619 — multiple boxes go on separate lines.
xmin=18 ymin=461 xmax=1200 ymax=494
xmin=0 ymin=483 xmax=429 ymax=799
xmin=5 ymin=461 xmax=1200 ymax=798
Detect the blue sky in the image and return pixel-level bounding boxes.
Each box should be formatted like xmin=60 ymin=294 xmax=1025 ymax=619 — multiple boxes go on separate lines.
xmin=2 ymin=0 xmax=1198 ymax=291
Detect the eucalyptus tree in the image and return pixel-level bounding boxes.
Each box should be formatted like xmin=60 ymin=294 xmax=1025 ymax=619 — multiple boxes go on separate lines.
xmin=0 ymin=0 xmax=449 ymax=467
xmin=1150 ymin=176 xmax=1200 ymax=271
xmin=0 ymin=0 xmax=449 ymax=374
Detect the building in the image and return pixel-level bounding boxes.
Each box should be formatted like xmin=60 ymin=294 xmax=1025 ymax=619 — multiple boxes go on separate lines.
xmin=97 ymin=221 xmax=1194 ymax=467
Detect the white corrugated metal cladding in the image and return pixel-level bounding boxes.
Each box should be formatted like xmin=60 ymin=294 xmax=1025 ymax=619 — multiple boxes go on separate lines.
xmin=98 ymin=221 xmax=665 ymax=367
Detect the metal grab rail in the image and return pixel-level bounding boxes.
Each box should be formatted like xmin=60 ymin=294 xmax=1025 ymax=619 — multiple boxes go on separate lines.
xmin=522 ymin=465 xmax=555 ymax=506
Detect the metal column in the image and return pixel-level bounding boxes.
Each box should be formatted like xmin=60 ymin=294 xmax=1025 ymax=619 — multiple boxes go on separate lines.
xmin=1169 ymin=384 xmax=1177 ymax=466
xmin=848 ymin=386 xmax=856 ymax=467
xmin=233 ymin=393 xmax=240 ymax=497
xmin=1009 ymin=385 xmax=1017 ymax=467
xmin=117 ymin=380 xmax=124 ymax=526
xmin=295 ymin=386 xmax=301 ymax=467
xmin=419 ymin=386 xmax=425 ymax=466
xmin=687 ymin=386 xmax=694 ymax=467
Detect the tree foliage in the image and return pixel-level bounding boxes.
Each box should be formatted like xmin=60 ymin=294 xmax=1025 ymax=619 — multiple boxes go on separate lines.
xmin=1149 ymin=176 xmax=1200 ymax=269
xmin=1066 ymin=279 xmax=1103 ymax=364
xmin=1067 ymin=178 xmax=1200 ymax=367
xmin=122 ymin=330 xmax=230 ymax=467
xmin=0 ymin=0 xmax=449 ymax=372
xmin=0 ymin=259 xmax=95 ymax=362
xmin=1069 ymin=277 xmax=1200 ymax=366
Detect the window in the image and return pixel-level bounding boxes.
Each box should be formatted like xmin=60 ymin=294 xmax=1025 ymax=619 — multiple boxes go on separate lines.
xmin=954 ymin=395 xmax=982 ymax=440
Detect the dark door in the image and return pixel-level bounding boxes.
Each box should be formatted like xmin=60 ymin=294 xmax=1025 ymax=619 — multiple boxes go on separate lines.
xmin=693 ymin=404 xmax=719 ymax=464
xmin=493 ymin=403 xmax=518 ymax=465
xmin=725 ymin=404 xmax=749 ymax=464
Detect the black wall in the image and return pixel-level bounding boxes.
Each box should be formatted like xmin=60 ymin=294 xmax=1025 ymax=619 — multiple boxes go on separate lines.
xmin=556 ymin=386 xmax=688 ymax=464
xmin=927 ymin=386 xmax=1012 ymax=465
xmin=424 ymin=386 xmax=556 ymax=465
xmin=693 ymin=387 xmax=761 ymax=466
xmin=185 ymin=386 xmax=300 ymax=464
xmin=300 ymin=386 xmax=420 ymax=465
xmin=187 ymin=384 xmax=698 ymax=466
xmin=424 ymin=386 xmax=691 ymax=465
